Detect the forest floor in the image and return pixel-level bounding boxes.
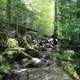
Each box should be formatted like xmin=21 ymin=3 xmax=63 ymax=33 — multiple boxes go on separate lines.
xmin=0 ymin=29 xmax=80 ymax=80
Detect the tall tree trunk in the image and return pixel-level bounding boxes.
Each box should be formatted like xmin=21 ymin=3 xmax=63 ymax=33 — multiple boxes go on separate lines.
xmin=54 ymin=1 xmax=57 ymax=38
xmin=54 ymin=1 xmax=60 ymax=52
xmin=6 ymin=0 xmax=11 ymax=22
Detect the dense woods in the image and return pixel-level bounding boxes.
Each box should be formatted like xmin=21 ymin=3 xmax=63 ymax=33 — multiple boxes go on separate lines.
xmin=0 ymin=0 xmax=80 ymax=80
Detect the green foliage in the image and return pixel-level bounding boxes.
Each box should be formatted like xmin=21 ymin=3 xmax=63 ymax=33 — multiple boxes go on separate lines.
xmin=0 ymin=0 xmax=55 ymax=36
xmin=0 ymin=55 xmax=9 ymax=74
xmin=62 ymin=50 xmax=75 ymax=59
xmin=57 ymin=1 xmax=80 ymax=79
xmin=0 ymin=0 xmax=80 ymax=79
xmin=0 ymin=63 xmax=9 ymax=74
xmin=0 ymin=0 xmax=6 ymax=21
xmin=57 ymin=1 xmax=80 ymax=52
xmin=32 ymin=0 xmax=54 ymax=36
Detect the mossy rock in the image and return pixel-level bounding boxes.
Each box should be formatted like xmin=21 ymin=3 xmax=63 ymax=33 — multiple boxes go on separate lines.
xmin=7 ymin=38 xmax=18 ymax=48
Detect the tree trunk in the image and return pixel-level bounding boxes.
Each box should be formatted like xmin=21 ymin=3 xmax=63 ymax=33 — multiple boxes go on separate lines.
xmin=6 ymin=0 xmax=12 ymax=22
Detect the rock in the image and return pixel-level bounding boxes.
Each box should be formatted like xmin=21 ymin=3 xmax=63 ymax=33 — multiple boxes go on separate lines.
xmin=32 ymin=58 xmax=41 ymax=64
xmin=7 ymin=38 xmax=18 ymax=48
xmin=10 ymin=64 xmax=73 ymax=80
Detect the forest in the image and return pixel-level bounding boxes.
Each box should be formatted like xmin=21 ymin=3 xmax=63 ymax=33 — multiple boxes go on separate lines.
xmin=0 ymin=0 xmax=80 ymax=80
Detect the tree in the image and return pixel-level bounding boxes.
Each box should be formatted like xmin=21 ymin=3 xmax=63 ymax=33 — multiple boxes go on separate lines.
xmin=32 ymin=0 xmax=55 ymax=36
xmin=6 ymin=0 xmax=12 ymax=22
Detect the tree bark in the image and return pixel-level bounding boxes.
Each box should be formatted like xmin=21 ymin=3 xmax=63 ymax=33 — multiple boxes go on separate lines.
xmin=6 ymin=0 xmax=12 ymax=22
